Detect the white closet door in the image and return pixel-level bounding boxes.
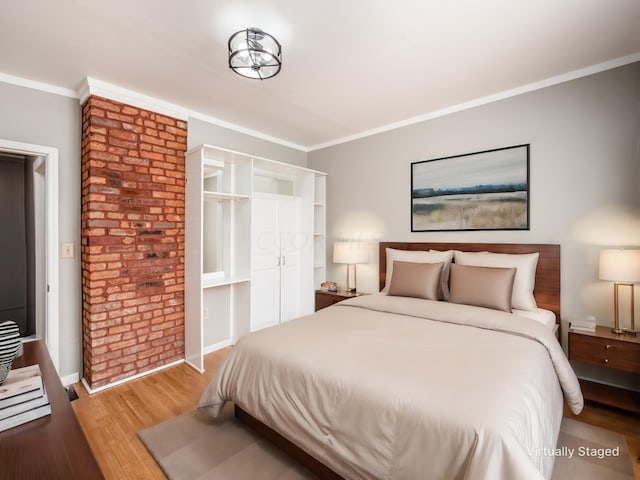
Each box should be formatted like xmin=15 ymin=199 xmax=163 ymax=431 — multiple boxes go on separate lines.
xmin=278 ymin=197 xmax=301 ymax=323
xmin=251 ymin=196 xmax=280 ymax=331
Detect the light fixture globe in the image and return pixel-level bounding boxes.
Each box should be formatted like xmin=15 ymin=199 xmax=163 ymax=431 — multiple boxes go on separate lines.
xmin=228 ymin=28 xmax=282 ymax=80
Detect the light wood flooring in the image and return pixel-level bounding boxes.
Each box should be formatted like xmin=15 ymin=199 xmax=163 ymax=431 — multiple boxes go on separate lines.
xmin=72 ymin=348 xmax=640 ymax=480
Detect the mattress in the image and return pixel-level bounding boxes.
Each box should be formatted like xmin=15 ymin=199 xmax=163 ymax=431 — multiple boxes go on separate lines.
xmin=199 ymin=294 xmax=583 ymax=480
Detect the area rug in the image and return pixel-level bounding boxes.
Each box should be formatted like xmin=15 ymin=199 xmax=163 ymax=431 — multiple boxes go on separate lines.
xmin=138 ymin=403 xmax=634 ymax=480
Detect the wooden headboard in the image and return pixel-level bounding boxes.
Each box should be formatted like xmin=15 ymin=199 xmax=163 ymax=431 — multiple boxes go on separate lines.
xmin=379 ymin=242 xmax=560 ymax=323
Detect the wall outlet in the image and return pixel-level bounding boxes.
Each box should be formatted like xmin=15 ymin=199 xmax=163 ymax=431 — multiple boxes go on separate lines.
xmin=61 ymin=242 xmax=75 ymax=259
xmin=203 ymin=307 xmax=208 ymax=319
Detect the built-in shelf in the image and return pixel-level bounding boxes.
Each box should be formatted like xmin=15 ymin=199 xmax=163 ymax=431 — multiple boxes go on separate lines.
xmin=203 ymin=191 xmax=250 ymax=202
xmin=186 ymin=144 xmax=327 ymax=372
xmin=202 ymin=275 xmax=251 ymax=289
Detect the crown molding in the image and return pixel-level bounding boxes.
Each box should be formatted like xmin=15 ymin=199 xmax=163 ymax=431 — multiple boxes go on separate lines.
xmin=307 ymin=52 xmax=640 ymax=151
xmin=0 ymin=72 xmax=78 ymax=98
xmin=77 ymin=77 xmax=307 ymax=151
xmin=78 ymin=77 xmax=189 ymax=121
xmin=2 ymin=50 xmax=638 ymax=154
xmin=187 ymin=109 xmax=308 ymax=152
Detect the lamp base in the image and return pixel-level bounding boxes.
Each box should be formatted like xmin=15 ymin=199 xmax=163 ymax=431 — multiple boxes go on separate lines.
xmin=611 ymin=327 xmax=625 ymax=334
xmin=345 ymin=288 xmax=356 ymax=293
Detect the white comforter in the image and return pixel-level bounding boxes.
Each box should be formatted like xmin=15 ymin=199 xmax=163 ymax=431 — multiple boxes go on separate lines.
xmin=199 ymin=294 xmax=583 ymax=480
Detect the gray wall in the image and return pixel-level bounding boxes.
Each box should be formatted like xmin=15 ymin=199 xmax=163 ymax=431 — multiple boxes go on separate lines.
xmin=0 ymin=82 xmax=82 ymax=378
xmin=2 ymin=63 xmax=638 ymax=388
xmin=308 ymin=63 xmax=640 ymax=386
xmin=188 ymin=118 xmax=307 ymax=166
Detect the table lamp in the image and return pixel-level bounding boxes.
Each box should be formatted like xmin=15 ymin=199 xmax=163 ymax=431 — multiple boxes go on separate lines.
xmin=599 ymin=249 xmax=640 ymax=334
xmin=333 ymin=242 xmax=368 ymax=292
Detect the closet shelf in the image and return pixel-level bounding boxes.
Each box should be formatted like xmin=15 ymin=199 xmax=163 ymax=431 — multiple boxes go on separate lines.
xmin=203 ymin=191 xmax=250 ymax=201
xmin=202 ymin=274 xmax=251 ymax=289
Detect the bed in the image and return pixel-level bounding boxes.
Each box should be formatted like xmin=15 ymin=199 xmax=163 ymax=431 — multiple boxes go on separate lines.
xmin=198 ymin=242 xmax=583 ymax=480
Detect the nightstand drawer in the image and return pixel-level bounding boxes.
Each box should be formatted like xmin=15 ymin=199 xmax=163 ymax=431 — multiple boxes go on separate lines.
xmin=570 ymin=333 xmax=640 ymax=374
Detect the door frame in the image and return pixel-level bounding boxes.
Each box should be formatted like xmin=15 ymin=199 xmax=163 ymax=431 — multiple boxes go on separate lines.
xmin=0 ymin=139 xmax=59 ymax=371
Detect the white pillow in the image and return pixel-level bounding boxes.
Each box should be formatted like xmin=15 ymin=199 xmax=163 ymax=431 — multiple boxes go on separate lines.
xmin=453 ymin=251 xmax=539 ymax=311
xmin=384 ymin=248 xmax=454 ymax=299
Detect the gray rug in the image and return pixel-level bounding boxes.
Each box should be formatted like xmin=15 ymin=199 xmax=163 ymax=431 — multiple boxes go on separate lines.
xmin=138 ymin=404 xmax=634 ymax=480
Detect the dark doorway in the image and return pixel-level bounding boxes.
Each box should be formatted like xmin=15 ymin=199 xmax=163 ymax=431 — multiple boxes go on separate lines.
xmin=0 ymin=154 xmax=35 ymax=337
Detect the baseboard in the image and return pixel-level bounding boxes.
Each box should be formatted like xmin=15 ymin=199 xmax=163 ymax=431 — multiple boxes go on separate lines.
xmin=61 ymin=372 xmax=80 ymax=387
xmin=203 ymin=338 xmax=233 ymax=355
xmin=81 ymin=358 xmax=184 ymax=395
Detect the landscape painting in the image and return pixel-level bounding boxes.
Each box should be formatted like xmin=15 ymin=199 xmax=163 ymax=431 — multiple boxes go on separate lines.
xmin=411 ymin=144 xmax=529 ymax=231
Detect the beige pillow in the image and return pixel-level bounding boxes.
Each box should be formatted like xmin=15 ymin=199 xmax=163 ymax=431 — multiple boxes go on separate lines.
xmin=449 ymin=263 xmax=516 ymax=312
xmin=453 ymin=251 xmax=539 ymax=311
xmin=384 ymin=248 xmax=454 ymax=299
xmin=387 ymin=261 xmax=444 ymax=300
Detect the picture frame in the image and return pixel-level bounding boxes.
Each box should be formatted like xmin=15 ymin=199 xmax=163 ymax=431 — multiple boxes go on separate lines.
xmin=411 ymin=144 xmax=530 ymax=232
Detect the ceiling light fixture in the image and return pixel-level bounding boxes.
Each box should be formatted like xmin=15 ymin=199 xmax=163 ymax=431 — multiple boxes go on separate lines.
xmin=228 ymin=28 xmax=282 ymax=80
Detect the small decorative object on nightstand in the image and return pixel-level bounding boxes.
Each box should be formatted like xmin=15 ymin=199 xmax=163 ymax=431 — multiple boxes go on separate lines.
xmin=568 ymin=325 xmax=640 ymax=413
xmin=315 ymin=290 xmax=367 ymax=311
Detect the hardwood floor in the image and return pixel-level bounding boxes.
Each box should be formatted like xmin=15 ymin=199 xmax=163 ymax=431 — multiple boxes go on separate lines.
xmin=72 ymin=348 xmax=640 ymax=480
xmin=71 ymin=348 xmax=229 ymax=480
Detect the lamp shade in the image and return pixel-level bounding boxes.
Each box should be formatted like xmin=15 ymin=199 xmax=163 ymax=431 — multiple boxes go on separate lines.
xmin=599 ymin=249 xmax=640 ymax=283
xmin=333 ymin=242 xmax=368 ymax=265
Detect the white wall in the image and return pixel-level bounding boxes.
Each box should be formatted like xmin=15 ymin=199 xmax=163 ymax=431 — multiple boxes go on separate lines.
xmin=308 ymin=63 xmax=640 ymax=363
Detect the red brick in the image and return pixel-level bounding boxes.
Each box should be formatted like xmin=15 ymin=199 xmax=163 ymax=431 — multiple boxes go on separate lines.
xmin=82 ymin=95 xmax=186 ymax=389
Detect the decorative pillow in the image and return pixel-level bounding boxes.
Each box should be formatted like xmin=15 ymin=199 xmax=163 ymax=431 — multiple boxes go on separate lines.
xmin=453 ymin=251 xmax=539 ymax=311
xmin=387 ymin=261 xmax=444 ymax=300
xmin=449 ymin=263 xmax=516 ymax=312
xmin=384 ymin=248 xmax=454 ymax=299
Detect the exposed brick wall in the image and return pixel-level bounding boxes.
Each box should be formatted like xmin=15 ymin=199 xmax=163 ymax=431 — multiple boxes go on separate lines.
xmin=81 ymin=96 xmax=186 ymax=389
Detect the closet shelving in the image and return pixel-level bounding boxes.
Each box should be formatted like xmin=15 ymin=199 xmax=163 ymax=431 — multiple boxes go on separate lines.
xmin=185 ymin=144 xmax=326 ymax=371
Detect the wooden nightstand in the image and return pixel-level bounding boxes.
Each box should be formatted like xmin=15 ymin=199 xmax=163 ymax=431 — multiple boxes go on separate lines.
xmin=568 ymin=325 xmax=640 ymax=413
xmin=315 ymin=290 xmax=367 ymax=311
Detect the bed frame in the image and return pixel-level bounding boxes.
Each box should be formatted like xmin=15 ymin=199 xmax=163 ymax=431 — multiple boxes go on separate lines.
xmin=235 ymin=242 xmax=561 ymax=478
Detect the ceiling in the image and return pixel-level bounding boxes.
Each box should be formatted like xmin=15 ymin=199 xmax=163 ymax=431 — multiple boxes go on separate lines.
xmin=1 ymin=0 xmax=639 ymax=150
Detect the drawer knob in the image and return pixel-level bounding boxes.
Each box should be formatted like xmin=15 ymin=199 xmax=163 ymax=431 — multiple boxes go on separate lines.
xmin=605 ymin=344 xmax=612 ymax=350
xmin=603 ymin=358 xmax=609 ymax=364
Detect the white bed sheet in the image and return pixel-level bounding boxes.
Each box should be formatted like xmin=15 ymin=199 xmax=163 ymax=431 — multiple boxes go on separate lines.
xmin=199 ymin=294 xmax=582 ymax=480
xmin=512 ymin=307 xmax=557 ymax=330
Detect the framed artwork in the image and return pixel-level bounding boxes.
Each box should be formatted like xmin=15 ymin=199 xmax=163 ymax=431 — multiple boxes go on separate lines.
xmin=411 ymin=144 xmax=530 ymax=231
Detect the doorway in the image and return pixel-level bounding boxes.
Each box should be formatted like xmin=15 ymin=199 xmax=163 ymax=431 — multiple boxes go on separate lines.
xmin=0 ymin=153 xmax=36 ymax=336
xmin=0 ymin=139 xmax=59 ymax=371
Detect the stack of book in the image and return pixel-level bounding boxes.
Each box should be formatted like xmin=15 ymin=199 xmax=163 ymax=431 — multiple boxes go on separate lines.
xmin=570 ymin=316 xmax=597 ymax=333
xmin=0 ymin=364 xmax=50 ymax=432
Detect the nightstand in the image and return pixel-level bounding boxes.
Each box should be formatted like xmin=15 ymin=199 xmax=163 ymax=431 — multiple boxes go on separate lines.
xmin=568 ymin=325 xmax=640 ymax=413
xmin=315 ymin=290 xmax=367 ymax=311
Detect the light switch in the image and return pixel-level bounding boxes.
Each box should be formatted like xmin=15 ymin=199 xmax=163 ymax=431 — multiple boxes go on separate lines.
xmin=61 ymin=242 xmax=75 ymax=259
